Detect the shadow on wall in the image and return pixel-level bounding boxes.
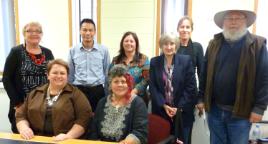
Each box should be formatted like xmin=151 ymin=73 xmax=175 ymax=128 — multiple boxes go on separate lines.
xmin=0 ymin=85 xmax=11 ymax=132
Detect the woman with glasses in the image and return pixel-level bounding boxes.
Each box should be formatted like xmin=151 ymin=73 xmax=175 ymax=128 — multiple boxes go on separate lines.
xmin=3 ymin=22 xmax=54 ymax=133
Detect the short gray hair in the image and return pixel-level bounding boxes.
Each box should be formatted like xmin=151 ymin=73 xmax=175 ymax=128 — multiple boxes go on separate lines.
xmin=159 ymin=33 xmax=179 ymax=49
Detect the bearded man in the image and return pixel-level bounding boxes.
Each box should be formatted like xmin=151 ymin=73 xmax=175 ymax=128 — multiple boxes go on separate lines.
xmin=197 ymin=9 xmax=268 ymax=144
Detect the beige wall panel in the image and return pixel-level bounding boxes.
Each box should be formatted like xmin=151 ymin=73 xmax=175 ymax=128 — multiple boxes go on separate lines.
xmin=101 ymin=18 xmax=154 ymax=34
xmin=104 ymin=33 xmax=155 ymax=59
xmin=17 ymin=0 xmax=70 ymax=60
xmin=101 ymin=0 xmax=156 ymax=59
xmin=102 ymin=1 xmax=154 ymax=18
xmin=138 ymin=34 xmax=156 ymax=55
xmin=101 ymin=34 xmax=122 ymax=58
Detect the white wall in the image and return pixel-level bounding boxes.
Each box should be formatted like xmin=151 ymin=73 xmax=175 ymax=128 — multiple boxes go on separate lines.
xmin=256 ymin=0 xmax=268 ymax=47
xmin=17 ymin=0 xmax=71 ymax=61
xmin=191 ymin=0 xmax=255 ymax=50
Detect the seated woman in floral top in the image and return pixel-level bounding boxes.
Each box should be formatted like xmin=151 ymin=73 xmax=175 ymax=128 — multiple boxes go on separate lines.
xmin=88 ymin=64 xmax=148 ymax=144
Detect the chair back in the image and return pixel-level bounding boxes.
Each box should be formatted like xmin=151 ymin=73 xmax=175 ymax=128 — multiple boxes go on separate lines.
xmin=148 ymin=114 xmax=171 ymax=144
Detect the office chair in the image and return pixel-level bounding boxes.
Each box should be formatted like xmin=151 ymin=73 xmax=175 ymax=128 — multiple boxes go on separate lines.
xmin=148 ymin=113 xmax=175 ymax=144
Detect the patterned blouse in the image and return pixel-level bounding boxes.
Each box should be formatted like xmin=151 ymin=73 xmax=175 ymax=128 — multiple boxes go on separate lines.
xmin=101 ymin=97 xmax=131 ymax=141
xmin=89 ymin=95 xmax=148 ymax=144
xmin=20 ymin=48 xmax=49 ymax=93
xmin=110 ymin=53 xmax=150 ymax=96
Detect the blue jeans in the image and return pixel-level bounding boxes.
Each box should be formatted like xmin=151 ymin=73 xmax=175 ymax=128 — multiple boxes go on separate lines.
xmin=207 ymin=104 xmax=251 ymax=144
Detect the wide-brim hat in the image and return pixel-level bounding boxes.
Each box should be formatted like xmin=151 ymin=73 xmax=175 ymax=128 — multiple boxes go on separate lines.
xmin=214 ymin=9 xmax=256 ymax=28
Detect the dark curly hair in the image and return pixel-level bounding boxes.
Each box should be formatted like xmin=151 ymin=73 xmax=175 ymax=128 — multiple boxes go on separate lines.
xmin=108 ymin=64 xmax=134 ymax=101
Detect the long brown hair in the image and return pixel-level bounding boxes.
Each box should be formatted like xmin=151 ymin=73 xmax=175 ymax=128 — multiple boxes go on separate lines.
xmin=115 ymin=31 xmax=142 ymax=64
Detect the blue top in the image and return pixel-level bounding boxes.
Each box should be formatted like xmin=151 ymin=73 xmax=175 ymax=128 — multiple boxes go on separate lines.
xmin=212 ymin=37 xmax=244 ymax=106
xmin=68 ymin=41 xmax=110 ymax=87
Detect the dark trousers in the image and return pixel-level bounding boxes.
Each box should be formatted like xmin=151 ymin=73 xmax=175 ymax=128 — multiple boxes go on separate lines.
xmin=8 ymin=103 xmax=18 ymax=133
xmin=171 ymin=110 xmax=193 ymax=144
xmin=76 ymin=84 xmax=105 ymax=112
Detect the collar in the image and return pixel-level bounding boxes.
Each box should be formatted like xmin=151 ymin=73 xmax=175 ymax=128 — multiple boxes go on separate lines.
xmin=79 ymin=40 xmax=99 ymax=51
xmin=36 ymin=83 xmax=73 ymax=93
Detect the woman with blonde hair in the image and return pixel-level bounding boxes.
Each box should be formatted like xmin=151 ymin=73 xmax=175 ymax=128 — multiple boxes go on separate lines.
xmin=3 ymin=22 xmax=54 ymax=133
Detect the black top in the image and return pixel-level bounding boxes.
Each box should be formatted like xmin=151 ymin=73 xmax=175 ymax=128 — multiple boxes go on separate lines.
xmin=43 ymin=104 xmax=53 ymax=136
xmin=177 ymin=39 xmax=204 ymax=82
xmin=3 ymin=44 xmax=54 ymax=106
xmin=88 ymin=95 xmax=148 ymax=144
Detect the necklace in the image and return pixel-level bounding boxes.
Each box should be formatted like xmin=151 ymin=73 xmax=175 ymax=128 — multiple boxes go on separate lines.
xmin=24 ymin=44 xmax=46 ymax=65
xmin=46 ymin=86 xmax=62 ymax=107
xmin=28 ymin=52 xmax=45 ymax=65
xmin=111 ymin=94 xmax=124 ymax=111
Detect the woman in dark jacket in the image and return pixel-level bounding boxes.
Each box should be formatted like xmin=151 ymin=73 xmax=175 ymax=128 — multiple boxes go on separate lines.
xmin=176 ymin=16 xmax=204 ymax=144
xmin=149 ymin=33 xmax=196 ymax=144
xmin=177 ymin=16 xmax=204 ymax=81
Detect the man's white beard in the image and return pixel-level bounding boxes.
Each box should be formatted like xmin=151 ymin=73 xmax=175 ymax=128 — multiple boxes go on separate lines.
xmin=223 ymin=26 xmax=247 ymax=41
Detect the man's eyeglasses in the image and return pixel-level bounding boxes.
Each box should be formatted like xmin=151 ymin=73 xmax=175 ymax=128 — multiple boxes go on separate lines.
xmin=224 ymin=17 xmax=246 ymax=22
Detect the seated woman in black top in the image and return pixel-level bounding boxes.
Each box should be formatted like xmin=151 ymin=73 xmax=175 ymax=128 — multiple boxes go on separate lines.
xmin=88 ymin=64 xmax=148 ymax=144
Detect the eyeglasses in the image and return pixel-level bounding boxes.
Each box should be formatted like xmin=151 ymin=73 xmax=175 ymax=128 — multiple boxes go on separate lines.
xmin=224 ymin=17 xmax=246 ymax=22
xmin=25 ymin=30 xmax=42 ymax=34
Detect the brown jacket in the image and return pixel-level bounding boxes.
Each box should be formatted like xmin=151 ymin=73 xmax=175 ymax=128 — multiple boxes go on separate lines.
xmin=16 ymin=83 xmax=92 ymax=135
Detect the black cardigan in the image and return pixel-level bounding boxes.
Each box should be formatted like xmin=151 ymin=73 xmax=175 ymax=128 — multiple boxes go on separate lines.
xmin=177 ymin=39 xmax=204 ymax=82
xmin=3 ymin=44 xmax=54 ymax=106
xmin=88 ymin=96 xmax=148 ymax=144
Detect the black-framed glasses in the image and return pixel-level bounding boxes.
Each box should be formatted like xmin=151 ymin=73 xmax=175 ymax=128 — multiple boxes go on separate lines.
xmin=25 ymin=30 xmax=42 ymax=34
